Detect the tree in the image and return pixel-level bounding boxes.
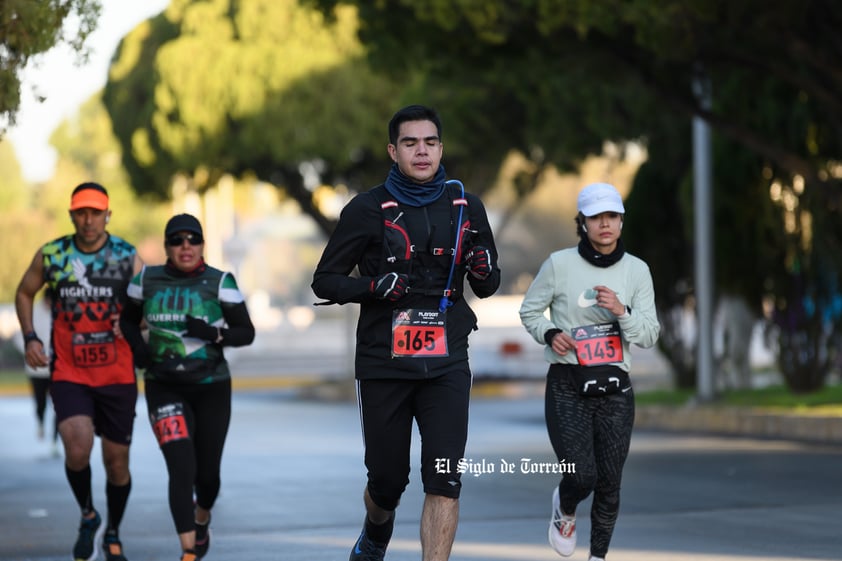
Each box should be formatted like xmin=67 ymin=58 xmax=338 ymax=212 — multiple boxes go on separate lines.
xmin=0 ymin=139 xmax=33 ymax=302
xmin=310 ymin=0 xmax=842 ymax=192
xmin=309 ymin=0 xmax=842 ymax=392
xmin=0 ymin=91 xmax=174 ymax=303
xmin=103 ymin=0 xmax=406 ymax=235
xmin=0 ymin=138 xmax=26 ymax=207
xmin=49 ymin=92 xmax=172 ymax=244
xmin=102 ymin=0 xmax=842 ymax=390
xmin=0 ymin=0 xmax=101 ymax=131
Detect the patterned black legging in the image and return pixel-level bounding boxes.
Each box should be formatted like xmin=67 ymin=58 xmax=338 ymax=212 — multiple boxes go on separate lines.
xmin=545 ymin=364 xmax=635 ymax=558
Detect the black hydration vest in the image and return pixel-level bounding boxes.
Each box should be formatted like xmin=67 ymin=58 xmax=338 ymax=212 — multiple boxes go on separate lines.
xmin=371 ymin=184 xmax=473 ymax=301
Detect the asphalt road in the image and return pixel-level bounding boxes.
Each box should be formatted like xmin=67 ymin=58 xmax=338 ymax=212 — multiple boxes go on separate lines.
xmin=1 ymin=389 xmax=840 ymax=561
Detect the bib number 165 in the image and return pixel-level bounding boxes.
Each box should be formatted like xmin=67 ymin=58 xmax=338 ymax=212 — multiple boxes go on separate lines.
xmin=391 ymin=309 xmax=449 ymax=358
xmin=393 ymin=326 xmax=444 ymax=356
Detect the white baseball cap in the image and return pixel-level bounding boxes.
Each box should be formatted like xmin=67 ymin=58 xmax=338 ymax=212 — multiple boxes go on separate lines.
xmin=577 ymin=182 xmax=625 ymax=217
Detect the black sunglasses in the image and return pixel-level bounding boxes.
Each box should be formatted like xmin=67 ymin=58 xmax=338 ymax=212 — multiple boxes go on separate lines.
xmin=166 ymin=233 xmax=204 ymax=247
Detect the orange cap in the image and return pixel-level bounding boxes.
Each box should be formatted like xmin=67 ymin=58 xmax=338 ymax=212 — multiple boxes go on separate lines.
xmin=69 ymin=189 xmax=109 ymax=211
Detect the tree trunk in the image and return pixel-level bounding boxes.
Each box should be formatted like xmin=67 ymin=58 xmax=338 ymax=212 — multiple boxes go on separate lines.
xmin=656 ymin=304 xmax=697 ymax=389
xmin=776 ymin=320 xmax=832 ymax=393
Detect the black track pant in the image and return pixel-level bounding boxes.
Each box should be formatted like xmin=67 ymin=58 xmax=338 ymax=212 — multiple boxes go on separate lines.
xmin=30 ymin=377 xmax=58 ymax=440
xmin=545 ymin=364 xmax=635 ymax=558
xmin=145 ymin=378 xmax=231 ymax=534
xmin=30 ymin=377 xmax=49 ymax=424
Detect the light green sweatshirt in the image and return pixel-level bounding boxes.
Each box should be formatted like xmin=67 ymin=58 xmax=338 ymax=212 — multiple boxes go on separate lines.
xmin=519 ymin=247 xmax=660 ymax=372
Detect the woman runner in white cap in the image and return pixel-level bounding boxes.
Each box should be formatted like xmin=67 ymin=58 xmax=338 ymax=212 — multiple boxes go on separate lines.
xmin=519 ymin=182 xmax=660 ymax=560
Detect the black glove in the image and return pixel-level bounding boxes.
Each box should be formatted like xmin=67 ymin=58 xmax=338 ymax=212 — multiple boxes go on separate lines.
xmin=132 ymin=343 xmax=150 ymax=369
xmin=185 ymin=314 xmax=219 ymax=342
xmin=370 ymin=272 xmax=410 ymax=302
xmin=465 ymin=246 xmax=492 ymax=280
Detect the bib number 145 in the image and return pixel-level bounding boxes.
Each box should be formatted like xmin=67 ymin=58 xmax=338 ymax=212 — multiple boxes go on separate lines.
xmin=571 ymin=322 xmax=624 ymax=366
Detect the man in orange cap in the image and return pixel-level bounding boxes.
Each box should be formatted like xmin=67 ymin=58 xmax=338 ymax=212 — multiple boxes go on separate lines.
xmin=15 ymin=182 xmax=143 ymax=561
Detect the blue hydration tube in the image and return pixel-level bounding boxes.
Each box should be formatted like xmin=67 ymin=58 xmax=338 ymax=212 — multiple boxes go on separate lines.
xmin=439 ymin=179 xmax=466 ymax=313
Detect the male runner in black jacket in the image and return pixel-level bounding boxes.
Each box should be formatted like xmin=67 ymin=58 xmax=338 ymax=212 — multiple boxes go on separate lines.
xmin=312 ymin=105 xmax=500 ymax=561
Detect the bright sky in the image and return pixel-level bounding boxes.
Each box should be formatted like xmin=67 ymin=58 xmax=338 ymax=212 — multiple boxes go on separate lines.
xmin=5 ymin=0 xmax=170 ymax=183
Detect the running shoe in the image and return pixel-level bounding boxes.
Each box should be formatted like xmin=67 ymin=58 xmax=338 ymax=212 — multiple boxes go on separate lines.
xmin=349 ymin=526 xmax=389 ymax=561
xmin=180 ymin=552 xmax=197 ymax=561
xmin=73 ymin=510 xmax=106 ymax=561
xmin=194 ymin=515 xmax=211 ymax=558
xmin=548 ymin=486 xmax=576 ymax=556
xmin=102 ymin=531 xmax=128 ymax=561
xmin=588 ymin=557 xmax=606 ymax=561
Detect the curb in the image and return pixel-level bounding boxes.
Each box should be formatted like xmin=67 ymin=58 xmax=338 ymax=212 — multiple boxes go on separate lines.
xmin=0 ymin=376 xmax=322 ymax=397
xmin=635 ymin=404 xmax=842 ymax=445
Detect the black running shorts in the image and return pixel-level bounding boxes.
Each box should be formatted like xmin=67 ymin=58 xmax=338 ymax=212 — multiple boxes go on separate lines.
xmin=51 ymin=381 xmax=138 ymax=445
xmin=357 ymin=368 xmax=472 ymax=510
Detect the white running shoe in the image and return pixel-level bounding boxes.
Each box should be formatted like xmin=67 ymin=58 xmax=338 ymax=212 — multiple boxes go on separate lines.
xmin=548 ymin=486 xmax=576 ymax=556
xmin=588 ymin=556 xmax=606 ymax=561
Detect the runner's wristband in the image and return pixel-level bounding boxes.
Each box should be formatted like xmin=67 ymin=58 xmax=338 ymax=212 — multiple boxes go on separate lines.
xmin=23 ymin=331 xmax=42 ymax=345
xmin=544 ymin=328 xmax=563 ymax=345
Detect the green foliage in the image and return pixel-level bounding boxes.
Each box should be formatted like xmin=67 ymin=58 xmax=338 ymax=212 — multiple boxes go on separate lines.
xmin=311 ymin=0 xmax=842 ymax=393
xmin=103 ymin=0 xmax=405 ymax=234
xmin=636 ymin=383 xmax=842 ymax=410
xmin=0 ymin=139 xmax=27 ymax=208
xmin=309 ymin=0 xmax=673 ymax=189
xmin=0 ymin=205 xmax=56 ymax=303
xmin=0 ymin=0 xmax=101 ymax=130
xmin=49 ymin=92 xmax=171 ymax=249
xmin=102 ymin=12 xmax=181 ymax=197
xmin=311 ymin=0 xmax=842 ymax=187
xmin=0 ymin=90 xmax=174 ymax=303
xmin=0 ymin=367 xmax=26 ymax=386
xmin=634 ymin=388 xmax=696 ymax=407
xmin=721 ymin=383 xmax=842 ymax=408
xmin=0 ymin=140 xmax=57 ymax=303
xmin=95 ymin=0 xmax=842 ymax=392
